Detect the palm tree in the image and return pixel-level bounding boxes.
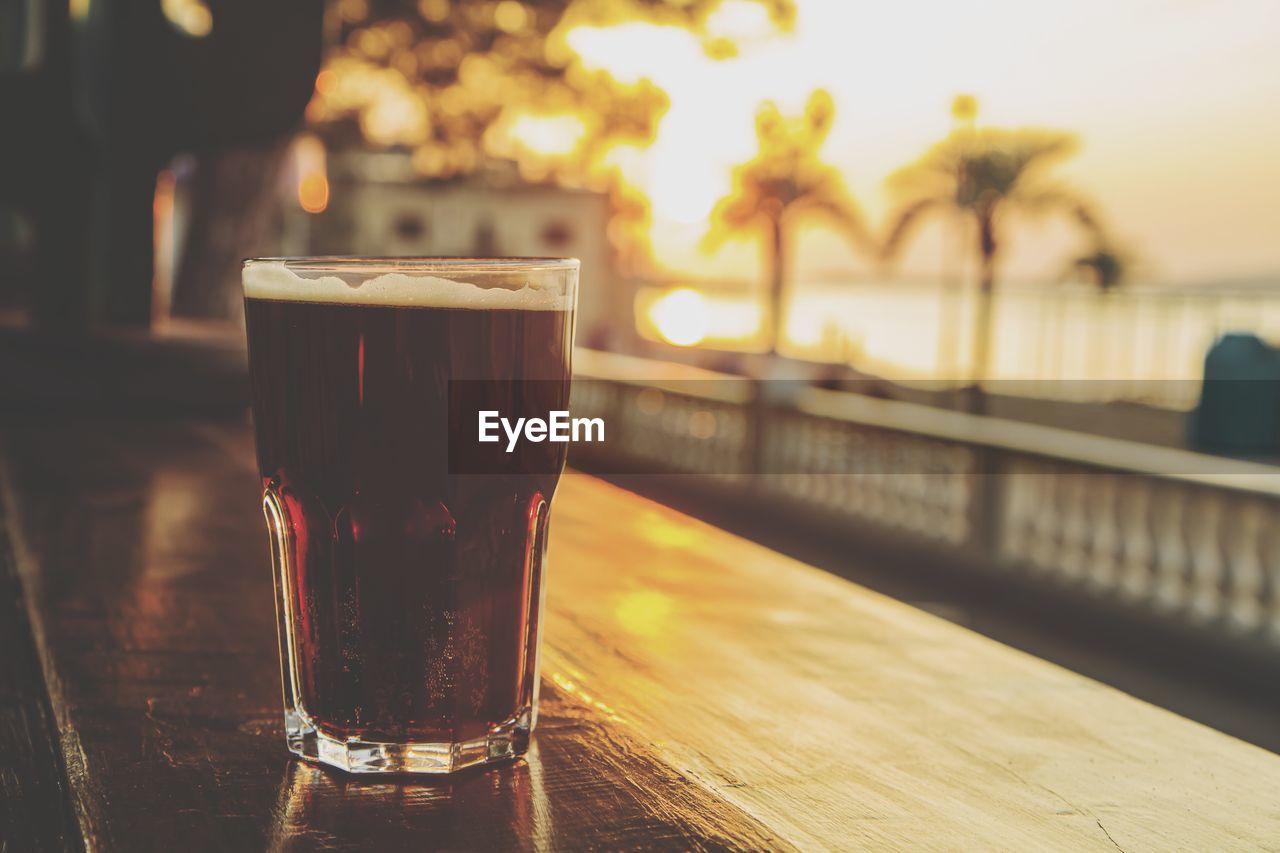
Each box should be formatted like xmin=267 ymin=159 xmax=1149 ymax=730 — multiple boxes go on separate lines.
xmin=1064 ymin=242 xmax=1131 ymax=293
xmin=705 ymin=90 xmax=872 ymax=354
xmin=1060 ymin=239 xmax=1135 ymax=383
xmin=883 ymin=100 xmax=1102 ymax=407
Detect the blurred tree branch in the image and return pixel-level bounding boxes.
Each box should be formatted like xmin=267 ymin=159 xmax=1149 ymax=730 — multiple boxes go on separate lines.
xmin=308 ymin=0 xmax=794 ymax=176
xmin=304 ymin=0 xmax=793 ymax=272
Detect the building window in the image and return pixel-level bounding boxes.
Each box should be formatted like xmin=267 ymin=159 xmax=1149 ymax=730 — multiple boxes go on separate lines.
xmin=393 ymin=211 xmax=427 ymax=241
xmin=541 ymin=220 xmax=573 ymax=249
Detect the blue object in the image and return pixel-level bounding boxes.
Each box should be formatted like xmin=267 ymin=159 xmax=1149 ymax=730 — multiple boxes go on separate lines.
xmin=1190 ymin=333 xmax=1280 ymax=455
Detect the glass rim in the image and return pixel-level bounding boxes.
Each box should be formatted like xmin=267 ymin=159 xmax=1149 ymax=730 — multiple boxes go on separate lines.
xmin=243 ymin=256 xmax=580 ymax=274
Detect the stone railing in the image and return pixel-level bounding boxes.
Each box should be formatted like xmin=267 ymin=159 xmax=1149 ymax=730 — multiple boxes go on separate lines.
xmin=571 ymin=350 xmax=1280 ymax=650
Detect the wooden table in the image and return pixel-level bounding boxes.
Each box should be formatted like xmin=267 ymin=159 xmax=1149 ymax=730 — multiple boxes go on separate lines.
xmin=3 ymin=411 xmax=1280 ymax=851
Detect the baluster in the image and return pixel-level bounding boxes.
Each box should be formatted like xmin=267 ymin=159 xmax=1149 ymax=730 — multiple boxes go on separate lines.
xmin=846 ymin=430 xmax=867 ymax=518
xmin=864 ymin=433 xmax=887 ymax=522
xmin=1028 ymin=465 xmax=1063 ymax=574
xmin=948 ymin=448 xmax=975 ymax=545
xmin=1116 ymin=477 xmax=1155 ymax=602
xmin=997 ymin=463 xmax=1037 ymax=562
xmin=1185 ymin=490 xmax=1226 ymax=624
xmin=1260 ymin=501 xmax=1280 ymax=644
xmin=1222 ymin=497 xmax=1265 ymax=634
xmin=1057 ymin=473 xmax=1090 ymax=582
xmin=1151 ymin=485 xmax=1190 ymax=614
xmin=883 ymin=435 xmax=907 ymax=528
xmin=1086 ymin=473 xmax=1121 ymax=592
xmin=925 ymin=441 xmax=952 ymax=538
xmin=899 ymin=443 xmax=925 ymax=532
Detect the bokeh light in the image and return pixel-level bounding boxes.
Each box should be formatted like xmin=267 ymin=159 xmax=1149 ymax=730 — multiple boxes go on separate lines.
xmin=161 ymin=0 xmax=213 ymax=37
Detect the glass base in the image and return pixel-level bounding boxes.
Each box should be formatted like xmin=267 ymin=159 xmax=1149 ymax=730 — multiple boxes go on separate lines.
xmin=285 ymin=708 xmax=532 ymax=774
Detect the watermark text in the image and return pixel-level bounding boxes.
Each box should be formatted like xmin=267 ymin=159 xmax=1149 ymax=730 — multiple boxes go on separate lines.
xmin=479 ymin=410 xmax=605 ymax=452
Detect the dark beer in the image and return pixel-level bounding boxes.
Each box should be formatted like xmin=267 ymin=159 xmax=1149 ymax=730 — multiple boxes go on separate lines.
xmin=243 ymin=259 xmax=575 ymax=773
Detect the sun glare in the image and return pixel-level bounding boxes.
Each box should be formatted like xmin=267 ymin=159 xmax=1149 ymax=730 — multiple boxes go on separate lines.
xmin=304 ymin=0 xmax=1280 ymax=332
xmin=562 ymin=0 xmax=1280 ymax=284
xmin=648 ymin=288 xmax=709 ymax=347
xmin=565 ymin=24 xmax=705 ymax=87
xmin=563 ymin=16 xmax=796 ymax=262
xmin=705 ymin=0 xmax=773 ymax=42
xmin=641 ymin=286 xmax=766 ymax=350
xmin=647 ymin=154 xmax=720 ymax=224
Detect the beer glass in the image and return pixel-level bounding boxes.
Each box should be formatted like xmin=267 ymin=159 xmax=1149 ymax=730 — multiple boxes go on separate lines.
xmin=243 ymin=257 xmax=578 ymax=774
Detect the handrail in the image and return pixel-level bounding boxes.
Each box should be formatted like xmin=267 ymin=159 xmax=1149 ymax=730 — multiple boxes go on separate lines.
xmin=573 ymin=349 xmax=754 ymax=404
xmin=571 ymin=348 xmax=1280 ymax=649
xmin=793 ymin=386 xmax=1280 ymax=497
xmin=573 ymin=348 xmax=1280 ymax=498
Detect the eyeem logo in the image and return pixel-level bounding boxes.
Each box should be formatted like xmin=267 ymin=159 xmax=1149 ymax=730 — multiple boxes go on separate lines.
xmin=479 ymin=410 xmax=605 ymax=453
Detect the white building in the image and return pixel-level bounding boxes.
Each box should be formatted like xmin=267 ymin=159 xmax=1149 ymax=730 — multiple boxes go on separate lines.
xmin=287 ymin=151 xmax=626 ymax=346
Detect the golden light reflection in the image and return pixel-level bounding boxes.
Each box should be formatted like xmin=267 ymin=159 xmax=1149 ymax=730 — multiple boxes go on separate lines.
xmin=614 ymin=590 xmax=673 ymax=637
xmin=647 ymin=287 xmax=709 ymax=346
xmin=292 ymin=135 xmax=329 ymax=214
xmin=151 ymin=168 xmax=177 ymax=323
xmin=642 ymin=283 xmax=949 ymax=375
xmin=548 ymin=672 xmax=625 ymax=723
xmin=638 ymin=286 xmax=766 ymax=351
xmin=623 ymin=283 xmax=945 ymax=374
xmin=298 ymin=174 xmax=329 ymax=215
xmin=783 ymin=287 xmax=944 ymax=375
xmin=161 ymin=0 xmax=212 ymax=37
xmin=639 ymin=512 xmax=707 ymax=550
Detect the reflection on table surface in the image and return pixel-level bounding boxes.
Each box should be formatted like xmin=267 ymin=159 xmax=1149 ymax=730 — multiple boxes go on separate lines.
xmin=3 ymin=412 xmax=1280 ymax=850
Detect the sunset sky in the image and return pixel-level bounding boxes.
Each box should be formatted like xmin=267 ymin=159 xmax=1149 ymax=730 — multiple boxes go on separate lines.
xmin=567 ymin=0 xmax=1280 ymax=286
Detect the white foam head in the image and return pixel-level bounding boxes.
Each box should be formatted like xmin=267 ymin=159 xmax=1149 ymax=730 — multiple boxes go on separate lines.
xmin=243 ymin=260 xmax=572 ymax=311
